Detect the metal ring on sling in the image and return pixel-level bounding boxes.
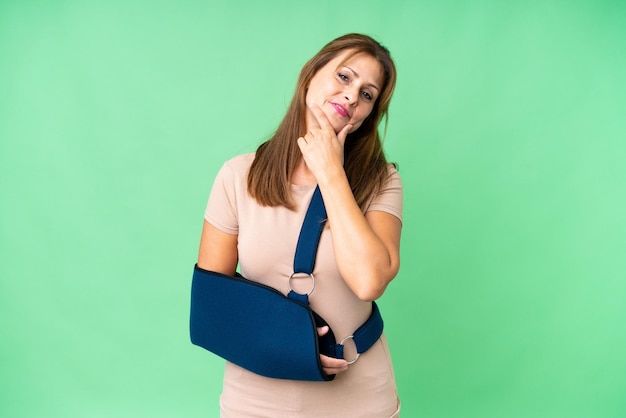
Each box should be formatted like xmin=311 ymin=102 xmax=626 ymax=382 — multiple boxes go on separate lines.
xmin=287 ymin=272 xmax=315 ymax=296
xmin=340 ymin=335 xmax=360 ymax=364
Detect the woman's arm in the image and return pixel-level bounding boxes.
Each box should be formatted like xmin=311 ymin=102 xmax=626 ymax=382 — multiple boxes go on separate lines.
xmin=319 ymin=176 xmax=401 ymax=301
xmin=297 ymin=106 xmax=401 ymax=301
xmin=197 ymin=220 xmax=239 ymax=276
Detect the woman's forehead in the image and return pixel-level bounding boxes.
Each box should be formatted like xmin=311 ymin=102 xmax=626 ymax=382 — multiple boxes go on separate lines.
xmin=332 ymin=51 xmax=384 ymax=86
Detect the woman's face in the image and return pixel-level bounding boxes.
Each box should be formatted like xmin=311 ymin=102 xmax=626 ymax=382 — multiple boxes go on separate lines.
xmin=305 ymin=50 xmax=384 ymax=134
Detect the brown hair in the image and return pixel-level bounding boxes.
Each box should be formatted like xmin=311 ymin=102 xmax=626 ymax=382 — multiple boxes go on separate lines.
xmin=247 ymin=33 xmax=397 ymax=210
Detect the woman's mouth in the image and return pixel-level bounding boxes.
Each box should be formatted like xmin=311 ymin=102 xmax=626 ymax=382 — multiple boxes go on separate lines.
xmin=331 ymin=102 xmax=350 ymax=118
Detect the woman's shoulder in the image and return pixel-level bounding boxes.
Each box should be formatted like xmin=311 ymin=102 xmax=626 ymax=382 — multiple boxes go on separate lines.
xmin=210 ymin=153 xmax=256 ymax=189
xmin=364 ymin=163 xmax=403 ymax=220
xmin=216 ymin=152 xmax=255 ymax=179
xmin=384 ymin=163 xmax=402 ymax=188
xmin=223 ymin=152 xmax=256 ymax=171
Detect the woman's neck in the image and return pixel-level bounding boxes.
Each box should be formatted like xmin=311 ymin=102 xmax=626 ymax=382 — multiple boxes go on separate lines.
xmin=291 ymin=158 xmax=317 ymax=186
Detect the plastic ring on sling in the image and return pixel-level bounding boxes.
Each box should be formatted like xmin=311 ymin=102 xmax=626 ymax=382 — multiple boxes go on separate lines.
xmin=340 ymin=335 xmax=360 ymax=364
xmin=287 ymin=272 xmax=315 ymax=296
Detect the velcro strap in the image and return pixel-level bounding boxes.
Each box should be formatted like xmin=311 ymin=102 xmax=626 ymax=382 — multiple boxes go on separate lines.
xmin=287 ymin=290 xmax=309 ymax=305
xmin=353 ymin=302 xmax=384 ymax=353
xmin=293 ymin=187 xmax=327 ymax=275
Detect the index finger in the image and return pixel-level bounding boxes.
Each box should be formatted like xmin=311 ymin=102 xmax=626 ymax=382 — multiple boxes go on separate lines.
xmin=309 ymin=104 xmax=335 ymax=132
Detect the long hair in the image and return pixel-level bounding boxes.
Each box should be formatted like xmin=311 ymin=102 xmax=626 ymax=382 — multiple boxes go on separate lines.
xmin=248 ymin=33 xmax=397 ymax=210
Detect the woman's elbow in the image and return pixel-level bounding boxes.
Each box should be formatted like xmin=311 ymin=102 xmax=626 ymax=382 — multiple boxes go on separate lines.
xmin=353 ymin=268 xmax=399 ymax=301
xmin=354 ymin=284 xmax=387 ymax=302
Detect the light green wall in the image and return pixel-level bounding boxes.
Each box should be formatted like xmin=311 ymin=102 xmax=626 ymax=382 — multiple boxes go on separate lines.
xmin=1 ymin=1 xmax=625 ymax=417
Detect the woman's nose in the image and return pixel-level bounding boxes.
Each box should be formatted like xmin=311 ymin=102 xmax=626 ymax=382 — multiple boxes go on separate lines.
xmin=344 ymin=88 xmax=358 ymax=106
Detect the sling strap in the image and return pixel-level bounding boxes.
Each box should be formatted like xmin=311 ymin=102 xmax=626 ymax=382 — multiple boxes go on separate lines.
xmin=289 ymin=186 xmax=384 ymax=364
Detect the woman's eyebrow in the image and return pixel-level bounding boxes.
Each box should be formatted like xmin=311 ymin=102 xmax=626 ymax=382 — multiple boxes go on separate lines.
xmin=344 ymin=66 xmax=380 ymax=92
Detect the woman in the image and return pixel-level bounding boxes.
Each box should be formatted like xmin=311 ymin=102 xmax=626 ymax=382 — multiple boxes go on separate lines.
xmin=197 ymin=33 xmax=403 ymax=417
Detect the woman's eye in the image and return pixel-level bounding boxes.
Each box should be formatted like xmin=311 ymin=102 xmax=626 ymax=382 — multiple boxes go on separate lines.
xmin=338 ymin=73 xmax=349 ymax=82
xmin=362 ymin=91 xmax=373 ymax=101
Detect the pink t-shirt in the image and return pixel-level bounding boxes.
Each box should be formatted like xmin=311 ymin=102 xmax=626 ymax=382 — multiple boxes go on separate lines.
xmin=204 ymin=153 xmax=403 ymax=417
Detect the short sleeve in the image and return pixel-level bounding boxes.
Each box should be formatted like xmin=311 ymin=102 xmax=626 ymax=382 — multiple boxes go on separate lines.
xmin=366 ymin=165 xmax=403 ymax=223
xmin=204 ymin=161 xmax=239 ymax=235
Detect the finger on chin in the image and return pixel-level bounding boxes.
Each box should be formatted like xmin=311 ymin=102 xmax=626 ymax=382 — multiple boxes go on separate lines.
xmin=310 ymin=104 xmax=334 ymax=131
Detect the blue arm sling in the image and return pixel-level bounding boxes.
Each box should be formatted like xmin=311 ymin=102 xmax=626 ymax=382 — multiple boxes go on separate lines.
xmin=189 ymin=186 xmax=383 ymax=381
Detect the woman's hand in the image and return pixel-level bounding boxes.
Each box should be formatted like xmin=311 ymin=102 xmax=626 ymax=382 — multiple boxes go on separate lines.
xmin=297 ymin=105 xmax=352 ymax=184
xmin=317 ymin=325 xmax=348 ymax=376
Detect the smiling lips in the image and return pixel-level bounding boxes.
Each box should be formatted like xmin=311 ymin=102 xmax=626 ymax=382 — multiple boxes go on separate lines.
xmin=331 ymin=102 xmax=350 ymax=118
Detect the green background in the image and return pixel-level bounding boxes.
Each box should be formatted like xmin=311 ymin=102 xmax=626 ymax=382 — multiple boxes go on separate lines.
xmin=1 ymin=1 xmax=625 ymax=417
